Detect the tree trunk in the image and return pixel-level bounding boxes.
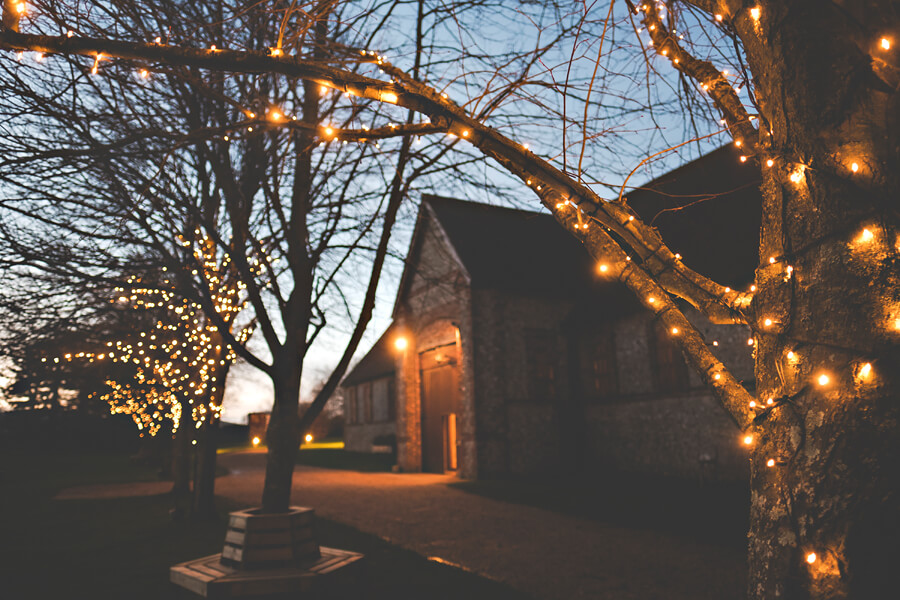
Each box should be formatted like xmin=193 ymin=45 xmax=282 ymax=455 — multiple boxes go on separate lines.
xmin=260 ymin=358 xmax=302 ymax=513
xmin=190 ymin=415 xmax=219 ymax=520
xmin=741 ymin=2 xmax=900 ymax=596
xmin=170 ymin=413 xmax=192 ymax=519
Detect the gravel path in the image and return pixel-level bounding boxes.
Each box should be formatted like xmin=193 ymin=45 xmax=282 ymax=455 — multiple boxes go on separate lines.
xmin=213 ymin=451 xmax=745 ymax=600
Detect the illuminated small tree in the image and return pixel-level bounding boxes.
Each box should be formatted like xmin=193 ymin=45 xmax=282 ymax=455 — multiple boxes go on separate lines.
xmin=64 ymin=233 xmax=253 ymax=515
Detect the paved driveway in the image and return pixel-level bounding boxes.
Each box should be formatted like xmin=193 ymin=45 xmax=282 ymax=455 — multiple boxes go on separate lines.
xmin=214 ymin=451 xmax=745 ymax=600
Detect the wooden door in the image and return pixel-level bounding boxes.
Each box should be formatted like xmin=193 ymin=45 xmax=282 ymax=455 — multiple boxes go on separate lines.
xmin=420 ymin=344 xmax=459 ymax=473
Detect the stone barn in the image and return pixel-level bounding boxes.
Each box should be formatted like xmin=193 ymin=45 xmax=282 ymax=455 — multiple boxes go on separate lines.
xmin=342 ymin=145 xmax=760 ymax=481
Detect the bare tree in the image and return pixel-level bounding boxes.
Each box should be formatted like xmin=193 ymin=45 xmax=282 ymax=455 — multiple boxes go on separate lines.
xmin=2 ymin=1 xmax=897 ymax=596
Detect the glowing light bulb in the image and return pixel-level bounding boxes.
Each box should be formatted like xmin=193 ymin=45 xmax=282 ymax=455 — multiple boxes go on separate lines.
xmin=766 ymin=159 xmax=774 ymax=167
xmin=851 ymin=162 xmax=859 ymax=173
xmin=881 ymin=38 xmax=891 ymax=50
xmin=806 ymin=552 xmax=816 ymax=564
xmin=139 ymin=69 xmax=149 ymax=79
xmin=859 ymin=363 xmax=872 ymax=378
xmin=305 ymin=434 xmax=313 ymax=443
xmin=394 ymin=337 xmax=408 ymax=351
xmin=767 ymin=458 xmax=775 ymax=467
xmin=462 ymin=130 xmax=469 ymax=137
xmin=740 ymin=156 xmax=747 ymax=163
xmin=787 ymin=351 xmax=795 ymax=359
xmin=749 ymin=401 xmax=756 ymax=408
xmin=715 ymin=14 xmax=723 ymax=21
xmin=750 ymin=7 xmax=760 ymax=21
xmin=671 ymin=327 xmax=679 ymax=335
xmin=380 ymin=91 xmax=399 ymax=104
xmin=769 ymin=257 xmax=776 ymax=264
xmin=735 ymin=140 xmax=742 ymax=147
xmin=648 ymin=297 xmax=656 ymax=304
xmin=743 ymin=435 xmax=753 ymax=445
xmin=598 ymin=264 xmax=609 ymax=273
xmin=818 ymin=374 xmax=830 ymax=386
xmin=714 ymin=373 xmax=721 ymax=380
xmin=765 ymin=397 xmax=773 ymax=405
xmin=748 ymin=338 xmax=755 ymax=345
xmin=270 ymin=48 xmax=283 ymax=57
xmin=15 ymin=2 xmax=25 ymax=14
xmin=860 ymin=228 xmax=874 ymax=242
xmin=252 ymin=436 xmax=261 ymax=447
xmin=764 ymin=318 xmax=773 ymax=327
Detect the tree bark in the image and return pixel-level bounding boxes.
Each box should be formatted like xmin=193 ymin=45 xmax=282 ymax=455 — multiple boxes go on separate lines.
xmin=190 ymin=414 xmax=219 ymax=520
xmin=261 ymin=357 xmax=302 ymax=513
xmin=736 ymin=2 xmax=900 ymax=597
xmin=170 ymin=410 xmax=192 ymax=519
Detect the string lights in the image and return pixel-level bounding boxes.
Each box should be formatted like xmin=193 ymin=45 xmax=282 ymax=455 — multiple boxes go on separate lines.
xmin=53 ymin=233 xmax=253 ymax=437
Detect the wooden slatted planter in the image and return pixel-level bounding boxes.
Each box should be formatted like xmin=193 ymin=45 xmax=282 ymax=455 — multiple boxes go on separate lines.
xmin=171 ymin=506 xmax=363 ymax=598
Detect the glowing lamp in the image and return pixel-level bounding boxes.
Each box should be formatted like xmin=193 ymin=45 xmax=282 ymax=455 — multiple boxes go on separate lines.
xmin=860 ymin=228 xmax=874 ymax=242
xmin=270 ymin=48 xmax=284 ymax=57
xmin=743 ymin=435 xmax=753 ymax=445
xmin=750 ymin=7 xmax=760 ymax=20
xmin=764 ymin=318 xmax=773 ymax=327
xmin=881 ymin=38 xmax=891 ymax=50
xmin=748 ymin=338 xmax=755 ymax=345
xmin=394 ymin=336 xmax=408 ymax=351
xmin=851 ymin=162 xmax=859 ymax=173
xmin=806 ymin=552 xmax=816 ymax=564
xmin=305 ymin=434 xmax=313 ymax=443
xmin=671 ymin=327 xmax=679 ymax=335
xmin=252 ymin=436 xmax=261 ymax=447
xmin=766 ymin=159 xmax=774 ymax=167
xmin=597 ymin=263 xmax=609 ymax=274
xmin=749 ymin=401 xmax=756 ymax=408
xmin=766 ymin=459 xmax=775 ymax=467
xmin=859 ymin=363 xmax=872 ymax=378
xmin=818 ymin=374 xmax=830 ymax=386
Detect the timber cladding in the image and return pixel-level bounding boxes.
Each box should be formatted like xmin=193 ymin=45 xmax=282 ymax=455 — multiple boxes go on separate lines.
xmin=220 ymin=507 xmax=320 ymax=570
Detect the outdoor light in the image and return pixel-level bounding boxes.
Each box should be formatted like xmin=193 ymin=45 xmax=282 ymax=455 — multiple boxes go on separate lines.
xmin=806 ymin=552 xmax=817 ymax=564
xmin=252 ymin=436 xmax=261 ymax=447
xmin=881 ymin=38 xmax=891 ymax=50
xmin=305 ymin=434 xmax=313 ymax=443
xmin=394 ymin=336 xmax=408 ymax=351
xmin=818 ymin=374 xmax=830 ymax=386
xmin=743 ymin=435 xmax=753 ymax=445
xmin=380 ymin=91 xmax=399 ymax=104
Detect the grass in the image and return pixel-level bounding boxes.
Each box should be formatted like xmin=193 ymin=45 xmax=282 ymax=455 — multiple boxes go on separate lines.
xmin=296 ymin=447 xmax=395 ymax=472
xmin=0 ymin=449 xmax=529 ymax=600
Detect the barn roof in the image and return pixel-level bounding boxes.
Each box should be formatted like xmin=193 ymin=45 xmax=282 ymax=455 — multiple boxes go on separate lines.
xmin=342 ymin=326 xmax=397 ymax=387
xmin=421 ymin=144 xmax=760 ymax=296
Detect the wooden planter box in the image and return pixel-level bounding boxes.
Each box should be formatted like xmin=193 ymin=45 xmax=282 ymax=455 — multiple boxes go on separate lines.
xmin=171 ymin=506 xmax=363 ymax=598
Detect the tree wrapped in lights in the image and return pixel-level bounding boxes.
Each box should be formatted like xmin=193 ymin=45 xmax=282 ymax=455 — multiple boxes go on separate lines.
xmin=70 ymin=233 xmax=254 ymax=515
xmin=2 ymin=1 xmax=898 ymax=595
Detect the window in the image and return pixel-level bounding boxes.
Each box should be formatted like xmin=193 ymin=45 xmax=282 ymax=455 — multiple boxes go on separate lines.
xmin=372 ymin=378 xmax=390 ymax=423
xmin=525 ymin=328 xmax=557 ymax=400
xmin=360 ymin=381 xmax=372 ymax=424
xmin=582 ymin=324 xmax=618 ymax=398
xmin=345 ymin=387 xmax=357 ymax=425
xmin=651 ymin=321 xmax=689 ymax=393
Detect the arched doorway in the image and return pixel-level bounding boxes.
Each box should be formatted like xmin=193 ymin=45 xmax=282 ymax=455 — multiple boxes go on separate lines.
xmin=419 ymin=342 xmax=460 ymax=473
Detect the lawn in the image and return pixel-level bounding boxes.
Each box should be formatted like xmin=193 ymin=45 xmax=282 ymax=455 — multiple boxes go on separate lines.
xmin=0 ymin=449 xmax=530 ymax=600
